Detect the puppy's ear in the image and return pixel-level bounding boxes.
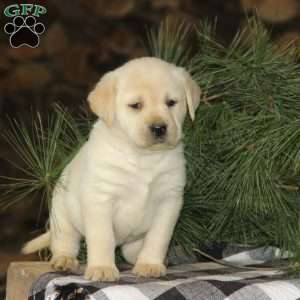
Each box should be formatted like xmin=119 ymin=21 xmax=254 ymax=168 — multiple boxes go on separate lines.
xmin=87 ymin=72 xmax=117 ymax=127
xmin=178 ymin=68 xmax=201 ymax=121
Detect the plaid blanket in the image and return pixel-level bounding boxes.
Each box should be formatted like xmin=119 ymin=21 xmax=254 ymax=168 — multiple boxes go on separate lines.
xmin=28 ymin=262 xmax=300 ymax=300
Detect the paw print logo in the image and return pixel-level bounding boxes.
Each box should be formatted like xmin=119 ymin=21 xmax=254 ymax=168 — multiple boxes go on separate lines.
xmin=4 ymin=16 xmax=45 ymax=48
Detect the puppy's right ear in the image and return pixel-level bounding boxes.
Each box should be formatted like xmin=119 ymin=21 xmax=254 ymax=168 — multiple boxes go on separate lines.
xmin=87 ymin=71 xmax=116 ymax=127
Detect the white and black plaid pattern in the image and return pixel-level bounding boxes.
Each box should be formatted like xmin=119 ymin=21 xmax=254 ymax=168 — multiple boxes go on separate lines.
xmin=28 ymin=261 xmax=299 ymax=300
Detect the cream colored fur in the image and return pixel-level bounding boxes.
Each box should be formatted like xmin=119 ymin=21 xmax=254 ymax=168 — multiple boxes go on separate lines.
xmin=22 ymin=57 xmax=201 ymax=281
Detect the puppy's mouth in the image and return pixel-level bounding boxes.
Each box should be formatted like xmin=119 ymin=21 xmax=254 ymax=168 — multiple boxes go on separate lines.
xmin=144 ymin=136 xmax=180 ymax=151
xmin=152 ymin=136 xmax=167 ymax=144
xmin=135 ymin=140 xmax=179 ymax=152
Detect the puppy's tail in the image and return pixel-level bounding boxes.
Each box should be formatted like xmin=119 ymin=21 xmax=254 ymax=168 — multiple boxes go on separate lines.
xmin=22 ymin=231 xmax=51 ymax=254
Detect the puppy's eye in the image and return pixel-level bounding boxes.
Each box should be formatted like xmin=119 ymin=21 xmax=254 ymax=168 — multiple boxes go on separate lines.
xmin=166 ymin=99 xmax=177 ymax=107
xmin=128 ymin=102 xmax=142 ymax=110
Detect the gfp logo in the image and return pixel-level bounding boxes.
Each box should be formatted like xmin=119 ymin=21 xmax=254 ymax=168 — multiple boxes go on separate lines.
xmin=3 ymin=4 xmax=47 ymax=48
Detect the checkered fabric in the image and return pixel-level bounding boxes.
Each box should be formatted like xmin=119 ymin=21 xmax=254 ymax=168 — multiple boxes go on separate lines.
xmin=28 ymin=262 xmax=300 ymax=300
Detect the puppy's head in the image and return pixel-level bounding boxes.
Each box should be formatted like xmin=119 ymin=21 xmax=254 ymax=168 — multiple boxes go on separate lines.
xmin=88 ymin=57 xmax=200 ymax=150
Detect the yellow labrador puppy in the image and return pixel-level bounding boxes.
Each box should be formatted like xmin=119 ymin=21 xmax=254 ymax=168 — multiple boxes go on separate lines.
xmin=22 ymin=57 xmax=200 ymax=281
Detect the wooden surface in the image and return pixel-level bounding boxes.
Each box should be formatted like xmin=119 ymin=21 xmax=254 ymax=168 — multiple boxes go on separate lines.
xmin=6 ymin=262 xmax=52 ymax=300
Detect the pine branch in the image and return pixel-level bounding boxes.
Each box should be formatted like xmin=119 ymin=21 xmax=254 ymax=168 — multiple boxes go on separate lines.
xmin=0 ymin=105 xmax=91 ymax=210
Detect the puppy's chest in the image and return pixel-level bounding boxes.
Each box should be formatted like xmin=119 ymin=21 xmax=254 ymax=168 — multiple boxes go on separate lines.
xmin=112 ymin=165 xmax=166 ymax=243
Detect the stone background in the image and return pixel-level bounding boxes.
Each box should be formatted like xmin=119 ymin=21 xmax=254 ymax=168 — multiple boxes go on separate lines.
xmin=0 ymin=0 xmax=299 ymax=298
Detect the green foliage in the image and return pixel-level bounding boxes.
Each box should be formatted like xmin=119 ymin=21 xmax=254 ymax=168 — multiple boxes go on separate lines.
xmin=2 ymin=18 xmax=300 ymax=263
xmin=0 ymin=106 xmax=91 ymax=211
xmin=190 ymin=20 xmax=300 ymax=252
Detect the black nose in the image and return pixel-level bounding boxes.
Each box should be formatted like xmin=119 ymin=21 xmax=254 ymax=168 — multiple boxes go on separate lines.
xmin=150 ymin=123 xmax=167 ymax=138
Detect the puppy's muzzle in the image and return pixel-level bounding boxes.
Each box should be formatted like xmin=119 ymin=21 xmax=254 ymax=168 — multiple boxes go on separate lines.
xmin=149 ymin=123 xmax=167 ymax=139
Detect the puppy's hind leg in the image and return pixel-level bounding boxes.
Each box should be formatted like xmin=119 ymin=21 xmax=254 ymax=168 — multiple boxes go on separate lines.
xmin=50 ymin=205 xmax=81 ymax=272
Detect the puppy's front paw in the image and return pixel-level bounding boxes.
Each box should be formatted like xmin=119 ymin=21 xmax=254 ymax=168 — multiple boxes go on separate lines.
xmin=133 ymin=263 xmax=166 ymax=278
xmin=51 ymin=256 xmax=79 ymax=272
xmin=85 ymin=265 xmax=120 ymax=282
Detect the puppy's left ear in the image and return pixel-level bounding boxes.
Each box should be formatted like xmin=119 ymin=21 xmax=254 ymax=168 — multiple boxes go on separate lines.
xmin=178 ymin=68 xmax=201 ymax=121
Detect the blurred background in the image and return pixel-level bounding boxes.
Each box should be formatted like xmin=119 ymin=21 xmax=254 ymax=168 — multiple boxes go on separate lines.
xmin=0 ymin=0 xmax=299 ymax=298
